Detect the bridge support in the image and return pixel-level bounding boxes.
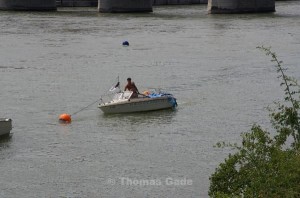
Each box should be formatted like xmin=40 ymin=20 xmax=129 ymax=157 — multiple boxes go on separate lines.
xmin=98 ymin=0 xmax=153 ymax=13
xmin=0 ymin=0 xmax=56 ymax=11
xmin=208 ymin=0 xmax=275 ymax=14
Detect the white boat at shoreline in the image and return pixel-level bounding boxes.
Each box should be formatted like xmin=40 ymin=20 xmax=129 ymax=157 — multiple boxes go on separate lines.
xmin=98 ymin=91 xmax=177 ymax=114
xmin=0 ymin=118 xmax=12 ymax=136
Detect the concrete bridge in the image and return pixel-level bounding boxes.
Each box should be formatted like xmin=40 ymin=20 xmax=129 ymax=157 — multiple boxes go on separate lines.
xmin=0 ymin=0 xmax=56 ymax=11
xmin=56 ymin=0 xmax=208 ymax=6
xmin=0 ymin=0 xmax=275 ymax=13
xmin=55 ymin=0 xmax=208 ymax=6
xmin=56 ymin=0 xmax=98 ymax=7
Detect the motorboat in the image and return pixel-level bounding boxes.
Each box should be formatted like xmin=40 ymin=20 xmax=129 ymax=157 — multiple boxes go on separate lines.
xmin=0 ymin=118 xmax=12 ymax=136
xmin=98 ymin=90 xmax=177 ymax=114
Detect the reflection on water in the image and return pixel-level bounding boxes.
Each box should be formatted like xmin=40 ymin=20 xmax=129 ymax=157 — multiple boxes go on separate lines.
xmin=0 ymin=134 xmax=12 ymax=145
xmin=0 ymin=135 xmax=13 ymax=160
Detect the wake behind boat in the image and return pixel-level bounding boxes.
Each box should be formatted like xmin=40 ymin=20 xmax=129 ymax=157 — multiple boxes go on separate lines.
xmin=98 ymin=78 xmax=177 ymax=114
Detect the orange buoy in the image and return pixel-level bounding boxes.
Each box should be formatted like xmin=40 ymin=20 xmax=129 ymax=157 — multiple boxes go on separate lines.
xmin=59 ymin=113 xmax=71 ymax=123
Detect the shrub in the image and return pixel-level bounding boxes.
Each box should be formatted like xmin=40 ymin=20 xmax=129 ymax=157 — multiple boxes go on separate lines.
xmin=209 ymin=47 xmax=300 ymax=198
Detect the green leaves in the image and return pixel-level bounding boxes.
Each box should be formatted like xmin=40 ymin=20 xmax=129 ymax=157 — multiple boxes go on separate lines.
xmin=209 ymin=47 xmax=300 ymax=197
xmin=257 ymin=46 xmax=300 ymax=148
xmin=210 ymin=126 xmax=300 ymax=197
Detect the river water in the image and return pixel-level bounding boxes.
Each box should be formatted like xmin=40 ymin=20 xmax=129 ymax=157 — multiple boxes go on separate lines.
xmin=1 ymin=2 xmax=300 ymax=197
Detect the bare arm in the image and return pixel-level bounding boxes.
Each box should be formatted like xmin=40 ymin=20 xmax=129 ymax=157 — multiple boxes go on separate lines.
xmin=132 ymin=82 xmax=139 ymax=93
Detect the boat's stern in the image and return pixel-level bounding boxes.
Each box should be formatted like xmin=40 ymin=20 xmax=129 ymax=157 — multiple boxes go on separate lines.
xmin=167 ymin=96 xmax=178 ymax=108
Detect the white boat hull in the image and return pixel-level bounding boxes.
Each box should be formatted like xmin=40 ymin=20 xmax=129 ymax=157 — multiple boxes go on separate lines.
xmin=99 ymin=97 xmax=174 ymax=114
xmin=0 ymin=118 xmax=12 ymax=136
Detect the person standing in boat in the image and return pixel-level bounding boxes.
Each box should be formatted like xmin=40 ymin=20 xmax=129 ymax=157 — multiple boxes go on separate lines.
xmin=124 ymin=78 xmax=139 ymax=98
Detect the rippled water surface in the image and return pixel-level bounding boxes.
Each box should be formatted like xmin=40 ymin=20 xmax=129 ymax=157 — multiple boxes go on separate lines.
xmin=1 ymin=2 xmax=300 ymax=197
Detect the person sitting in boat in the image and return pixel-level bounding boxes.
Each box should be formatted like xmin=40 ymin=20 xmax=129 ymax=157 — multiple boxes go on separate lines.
xmin=124 ymin=77 xmax=139 ymax=98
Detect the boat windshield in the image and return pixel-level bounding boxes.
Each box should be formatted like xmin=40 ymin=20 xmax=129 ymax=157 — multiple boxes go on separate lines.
xmin=113 ymin=91 xmax=133 ymax=101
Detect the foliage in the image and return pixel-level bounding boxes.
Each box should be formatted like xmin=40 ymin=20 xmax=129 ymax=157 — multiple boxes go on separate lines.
xmin=209 ymin=47 xmax=300 ymax=198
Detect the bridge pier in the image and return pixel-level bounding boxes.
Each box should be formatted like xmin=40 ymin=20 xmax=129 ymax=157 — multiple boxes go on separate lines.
xmin=0 ymin=0 xmax=56 ymax=11
xmin=208 ymin=0 xmax=275 ymax=14
xmin=98 ymin=0 xmax=153 ymax=13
